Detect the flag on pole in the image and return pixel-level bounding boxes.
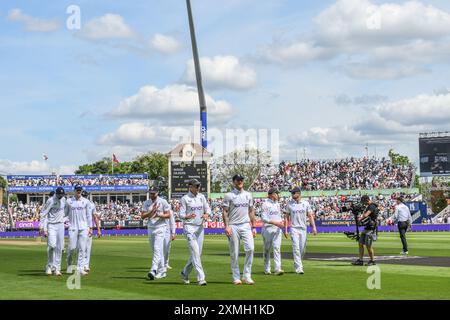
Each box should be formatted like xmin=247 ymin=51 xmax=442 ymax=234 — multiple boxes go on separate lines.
xmin=112 ymin=154 xmax=120 ymax=164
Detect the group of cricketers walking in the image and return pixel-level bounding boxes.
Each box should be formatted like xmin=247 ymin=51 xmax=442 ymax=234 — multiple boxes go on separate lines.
xmin=144 ymin=174 xmax=317 ymax=286
xmin=39 ymin=174 xmax=318 ymax=285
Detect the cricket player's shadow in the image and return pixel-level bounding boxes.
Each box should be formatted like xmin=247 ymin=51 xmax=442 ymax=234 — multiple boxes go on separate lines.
xmin=17 ymin=269 xmax=50 ymax=277
xmin=125 ymin=268 xmax=148 ymax=272
xmin=111 ymin=276 xmax=149 ymax=280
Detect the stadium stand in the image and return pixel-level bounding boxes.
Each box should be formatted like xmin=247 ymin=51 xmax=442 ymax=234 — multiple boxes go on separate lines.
xmin=250 ymin=158 xmax=415 ymax=191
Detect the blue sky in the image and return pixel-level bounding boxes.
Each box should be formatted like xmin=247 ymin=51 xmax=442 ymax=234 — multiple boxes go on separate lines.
xmin=1 ymin=0 xmax=450 ymax=174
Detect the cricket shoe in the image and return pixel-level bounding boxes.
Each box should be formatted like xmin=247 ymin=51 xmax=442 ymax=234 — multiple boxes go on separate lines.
xmin=166 ymin=265 xmax=173 ymax=270
xmin=77 ymin=270 xmax=88 ymax=276
xmin=274 ymin=269 xmax=284 ymax=276
xmin=147 ymin=270 xmax=157 ymax=280
xmin=155 ymin=272 xmax=167 ymax=279
xmin=400 ymin=251 xmax=409 ymax=255
xmin=84 ymin=266 xmax=91 ymax=273
xmin=198 ymin=280 xmax=207 ymax=286
xmin=351 ymin=259 xmax=364 ymax=266
xmin=55 ymin=271 xmax=62 ymax=277
xmin=242 ymin=278 xmax=255 ymax=285
xmin=264 ymin=271 xmax=272 ymax=275
xmin=233 ymin=279 xmax=242 ymax=285
xmin=295 ymin=268 xmax=304 ymax=275
xmin=180 ymin=271 xmax=190 ymax=284
xmin=366 ymin=260 xmax=377 ymax=266
xmin=45 ymin=267 xmax=52 ymax=276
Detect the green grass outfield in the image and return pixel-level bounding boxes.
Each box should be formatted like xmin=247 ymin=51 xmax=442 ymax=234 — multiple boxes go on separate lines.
xmin=0 ymin=232 xmax=449 ymax=300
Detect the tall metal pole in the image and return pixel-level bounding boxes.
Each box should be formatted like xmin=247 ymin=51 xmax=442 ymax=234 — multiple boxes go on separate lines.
xmin=186 ymin=0 xmax=207 ymax=149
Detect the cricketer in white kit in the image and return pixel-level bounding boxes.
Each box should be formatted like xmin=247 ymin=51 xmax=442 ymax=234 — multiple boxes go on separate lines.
xmin=179 ymin=179 xmax=210 ymax=286
xmin=261 ymin=188 xmax=286 ymax=275
xmin=222 ymin=174 xmax=257 ymax=285
xmin=163 ymin=209 xmax=176 ymax=271
xmin=83 ymin=190 xmax=102 ymax=273
xmin=65 ymin=185 xmax=93 ymax=275
xmin=40 ymin=187 xmax=67 ymax=276
xmin=141 ymin=187 xmax=171 ymax=280
xmin=284 ymin=186 xmax=317 ymax=274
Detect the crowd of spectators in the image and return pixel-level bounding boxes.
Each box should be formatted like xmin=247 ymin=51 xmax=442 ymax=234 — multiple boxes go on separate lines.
xmin=250 ymin=158 xmax=415 ymax=192
xmin=0 ymin=206 xmax=10 ymax=232
xmin=95 ymin=201 xmax=143 ymax=222
xmin=9 ymin=202 xmax=40 ymax=222
xmin=7 ymin=175 xmax=149 ymax=187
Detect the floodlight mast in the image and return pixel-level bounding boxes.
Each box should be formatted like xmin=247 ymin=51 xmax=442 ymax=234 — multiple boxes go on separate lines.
xmin=186 ymin=0 xmax=207 ymax=149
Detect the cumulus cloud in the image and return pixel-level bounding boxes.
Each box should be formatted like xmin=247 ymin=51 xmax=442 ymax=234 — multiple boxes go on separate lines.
xmin=288 ymin=92 xmax=450 ymax=150
xmin=376 ymin=93 xmax=450 ymax=126
xmin=183 ymin=56 xmax=257 ymax=91
xmin=259 ymin=40 xmax=335 ymax=65
xmin=151 ymin=34 xmax=182 ymax=54
xmin=0 ymin=159 xmax=76 ymax=175
xmin=258 ymin=0 xmax=450 ymax=78
xmin=108 ymin=84 xmax=233 ymax=123
xmin=98 ymin=122 xmax=157 ymax=146
xmin=8 ymin=8 xmax=60 ymax=32
xmin=76 ymin=15 xmax=182 ymax=58
xmin=314 ymin=0 xmax=450 ymax=45
xmin=77 ymin=14 xmax=135 ymax=40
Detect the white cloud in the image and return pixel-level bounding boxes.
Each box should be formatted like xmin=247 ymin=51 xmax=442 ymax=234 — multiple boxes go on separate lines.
xmin=260 ymin=41 xmax=333 ymax=65
xmin=108 ymin=84 xmax=233 ymax=123
xmin=77 ymin=14 xmax=135 ymax=40
xmin=0 ymin=159 xmax=76 ymax=175
xmin=376 ymin=93 xmax=450 ymax=126
xmin=184 ymin=56 xmax=257 ymax=90
xmin=315 ymin=0 xmax=450 ymax=45
xmin=288 ymin=92 xmax=450 ymax=153
xmin=151 ymin=34 xmax=182 ymax=54
xmin=258 ymin=0 xmax=450 ymax=78
xmin=98 ymin=122 xmax=157 ymax=146
xmin=97 ymin=123 xmax=194 ymax=147
xmin=8 ymin=8 xmax=60 ymax=32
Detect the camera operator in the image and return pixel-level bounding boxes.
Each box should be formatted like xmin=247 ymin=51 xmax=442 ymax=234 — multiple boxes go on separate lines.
xmin=352 ymin=195 xmax=379 ymax=266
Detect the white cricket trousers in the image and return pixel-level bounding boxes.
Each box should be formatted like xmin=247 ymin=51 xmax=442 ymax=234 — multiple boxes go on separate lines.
xmin=291 ymin=227 xmax=307 ymax=270
xmin=182 ymin=224 xmax=205 ymax=281
xmin=46 ymin=223 xmax=65 ymax=272
xmin=148 ymin=225 xmax=167 ymax=274
xmin=163 ymin=227 xmax=172 ymax=268
xmin=67 ymin=228 xmax=89 ymax=272
xmin=85 ymin=236 xmax=93 ymax=269
xmin=228 ymin=223 xmax=254 ymax=281
xmin=262 ymin=226 xmax=282 ymax=273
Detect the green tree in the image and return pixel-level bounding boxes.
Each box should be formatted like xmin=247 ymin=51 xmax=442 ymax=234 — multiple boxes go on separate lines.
xmin=76 ymin=157 xmax=111 ymax=174
xmin=431 ymin=190 xmax=448 ymax=214
xmin=388 ymin=149 xmax=411 ymax=166
xmin=0 ymin=176 xmax=6 ymax=205
xmin=0 ymin=176 xmax=6 ymax=189
xmin=131 ymin=152 xmax=168 ymax=179
xmin=75 ymin=152 xmax=168 ymax=179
